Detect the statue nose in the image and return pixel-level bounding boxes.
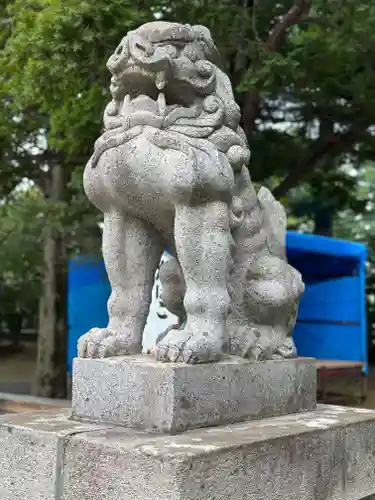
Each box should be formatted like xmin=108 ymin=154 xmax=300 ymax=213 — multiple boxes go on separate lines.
xmin=111 ymin=37 xmax=129 ymax=60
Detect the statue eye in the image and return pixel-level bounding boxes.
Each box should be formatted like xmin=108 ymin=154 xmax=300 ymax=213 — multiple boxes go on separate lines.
xmin=135 ymin=41 xmax=154 ymax=56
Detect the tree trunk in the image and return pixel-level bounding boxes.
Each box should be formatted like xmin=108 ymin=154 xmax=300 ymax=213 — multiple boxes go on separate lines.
xmin=313 ymin=207 xmax=334 ymax=237
xmin=33 ymin=164 xmax=67 ymax=398
xmin=6 ymin=313 xmax=23 ymax=348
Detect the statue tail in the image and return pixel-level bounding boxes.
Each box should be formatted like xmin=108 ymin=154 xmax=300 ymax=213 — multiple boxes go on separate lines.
xmin=256 ymin=186 xmax=287 ymax=260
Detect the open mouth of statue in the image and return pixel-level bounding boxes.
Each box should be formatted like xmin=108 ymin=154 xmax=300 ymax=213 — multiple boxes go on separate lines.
xmin=111 ymin=66 xmax=166 ymax=116
xmin=120 ymin=92 xmax=167 ymax=117
xmin=110 ymin=62 xmax=196 ymax=110
xmin=110 ymin=65 xmax=160 ymax=101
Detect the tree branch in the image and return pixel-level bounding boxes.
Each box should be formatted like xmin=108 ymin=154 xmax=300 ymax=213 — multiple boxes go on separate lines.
xmin=265 ymin=0 xmax=312 ymax=52
xmin=272 ymin=125 xmax=367 ymax=199
xmin=243 ymin=88 xmax=260 ymax=137
xmin=243 ymin=0 xmax=312 ymax=138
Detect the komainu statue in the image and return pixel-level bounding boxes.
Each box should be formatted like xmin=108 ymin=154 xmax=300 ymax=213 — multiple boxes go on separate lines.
xmin=78 ymin=21 xmax=304 ymax=364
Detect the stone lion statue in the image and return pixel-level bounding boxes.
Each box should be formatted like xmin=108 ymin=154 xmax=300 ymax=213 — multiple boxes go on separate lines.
xmin=78 ymin=21 xmax=304 ymax=364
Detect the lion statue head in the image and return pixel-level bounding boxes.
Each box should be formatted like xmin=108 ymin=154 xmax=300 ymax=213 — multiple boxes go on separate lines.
xmin=92 ymin=21 xmax=250 ymax=174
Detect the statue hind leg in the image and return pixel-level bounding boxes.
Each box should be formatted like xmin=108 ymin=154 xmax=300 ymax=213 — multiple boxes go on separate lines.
xmin=78 ymin=209 xmax=163 ymax=358
xmin=154 ymin=201 xmax=231 ymax=363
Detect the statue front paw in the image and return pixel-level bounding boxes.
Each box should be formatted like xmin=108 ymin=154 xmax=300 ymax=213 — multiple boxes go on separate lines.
xmin=153 ymin=321 xmax=224 ymax=364
xmin=77 ymin=327 xmax=142 ymax=358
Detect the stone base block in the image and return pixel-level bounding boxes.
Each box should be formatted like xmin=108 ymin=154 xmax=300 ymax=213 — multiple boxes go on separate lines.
xmin=71 ymin=355 xmax=316 ymax=433
xmin=2 ymin=406 xmax=375 ymax=500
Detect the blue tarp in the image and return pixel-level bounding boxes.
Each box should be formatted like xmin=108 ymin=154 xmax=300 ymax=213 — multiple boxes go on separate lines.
xmin=286 ymin=232 xmax=367 ymax=372
xmin=287 ymin=231 xmax=367 ymax=260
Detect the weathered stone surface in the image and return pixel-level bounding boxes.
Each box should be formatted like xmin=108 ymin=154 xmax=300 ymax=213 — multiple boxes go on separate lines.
xmin=71 ymin=355 xmax=316 ymax=433
xmin=0 ymin=409 xmax=111 ymax=500
xmin=2 ymin=406 xmax=375 ymax=500
xmin=78 ymin=21 xmax=304 ymax=365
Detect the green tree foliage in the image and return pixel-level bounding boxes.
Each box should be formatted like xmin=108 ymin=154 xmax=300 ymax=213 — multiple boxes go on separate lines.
xmin=4 ymin=0 xmax=375 ymax=192
xmin=162 ymin=0 xmax=375 ymax=194
xmin=0 ymin=187 xmax=44 ymax=313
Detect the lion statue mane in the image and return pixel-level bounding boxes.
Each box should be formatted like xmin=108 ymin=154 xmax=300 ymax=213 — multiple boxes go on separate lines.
xmin=78 ymin=21 xmax=304 ymax=364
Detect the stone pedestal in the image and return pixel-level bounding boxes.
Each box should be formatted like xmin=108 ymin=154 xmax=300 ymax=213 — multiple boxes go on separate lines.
xmin=2 ymin=406 xmax=375 ymax=500
xmin=2 ymin=355 xmax=375 ymax=500
xmin=71 ymin=355 xmax=316 ymax=433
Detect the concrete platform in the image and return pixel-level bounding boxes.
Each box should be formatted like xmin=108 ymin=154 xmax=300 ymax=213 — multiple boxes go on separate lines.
xmin=71 ymin=355 xmax=316 ymax=433
xmin=2 ymin=405 xmax=375 ymax=500
xmin=0 ymin=409 xmax=111 ymax=500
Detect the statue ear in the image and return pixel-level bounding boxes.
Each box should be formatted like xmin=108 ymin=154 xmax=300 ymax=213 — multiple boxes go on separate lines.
xmin=192 ymin=24 xmax=212 ymax=42
xmin=191 ymin=25 xmax=222 ymax=68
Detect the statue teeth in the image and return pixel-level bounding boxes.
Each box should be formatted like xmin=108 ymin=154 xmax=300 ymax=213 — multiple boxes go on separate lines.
xmin=156 ymin=71 xmax=166 ymax=90
xmin=121 ymin=94 xmax=131 ymax=115
xmin=157 ymin=93 xmax=166 ymax=116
